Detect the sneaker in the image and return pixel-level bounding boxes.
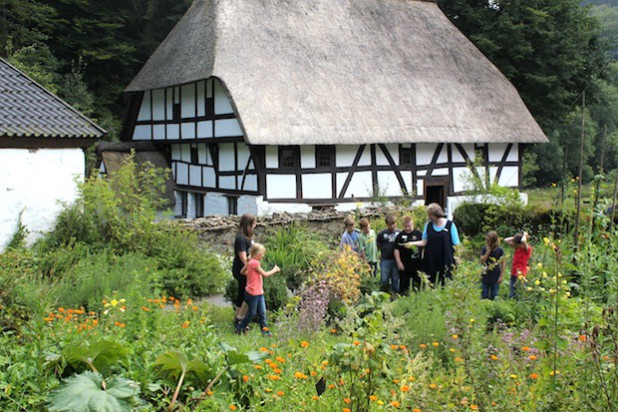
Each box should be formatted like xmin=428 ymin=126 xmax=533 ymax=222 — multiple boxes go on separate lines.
xmin=233 ymin=318 xmax=241 ymax=327
xmin=235 ymin=327 xmax=249 ymax=335
xmin=262 ymin=331 xmax=272 ymax=337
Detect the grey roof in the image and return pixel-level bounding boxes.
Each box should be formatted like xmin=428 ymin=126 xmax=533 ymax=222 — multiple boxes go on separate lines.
xmin=126 ymin=0 xmax=547 ymax=145
xmin=0 ymin=58 xmax=105 ymax=139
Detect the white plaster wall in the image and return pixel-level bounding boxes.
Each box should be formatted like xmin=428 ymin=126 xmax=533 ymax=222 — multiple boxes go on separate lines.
xmin=337 ymin=170 xmax=372 ymax=199
xmin=0 ymin=148 xmax=84 ymax=250
xmin=205 ymin=192 xmax=228 ymax=215
xmin=152 ymin=89 xmax=165 ymax=120
xmin=214 ymin=119 xmax=242 ymax=137
xmin=256 ymin=196 xmax=312 ymax=215
xmin=377 ymin=171 xmax=403 ymax=196
xmin=302 ymin=174 xmax=331 ymax=199
xmin=266 ymin=175 xmax=296 ymax=198
xmin=498 ymin=166 xmax=519 ymax=187
xmin=416 ymin=144 xmax=436 ymax=166
xmin=301 ymin=146 xmax=316 ymax=169
xmin=238 ymin=195 xmax=259 ymax=215
xmin=219 ymin=143 xmax=235 ymax=171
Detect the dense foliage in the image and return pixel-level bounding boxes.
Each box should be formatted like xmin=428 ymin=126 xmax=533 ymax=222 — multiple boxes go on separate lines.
xmin=438 ymin=0 xmax=618 ymax=186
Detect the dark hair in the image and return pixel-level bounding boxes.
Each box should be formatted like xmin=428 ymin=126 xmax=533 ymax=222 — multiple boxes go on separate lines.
xmin=514 ymin=233 xmax=523 ymax=244
xmin=239 ymin=213 xmax=256 ymax=238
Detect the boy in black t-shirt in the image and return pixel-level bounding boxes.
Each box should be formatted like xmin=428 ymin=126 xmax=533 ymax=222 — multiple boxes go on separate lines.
xmin=377 ymin=213 xmax=401 ymax=294
xmin=394 ymin=215 xmax=423 ymax=294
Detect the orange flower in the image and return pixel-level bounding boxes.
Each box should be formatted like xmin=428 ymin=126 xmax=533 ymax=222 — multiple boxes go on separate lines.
xmin=470 ymin=405 xmax=479 ymax=410
xmin=277 ymin=390 xmax=284 ymax=396
xmin=300 ymin=341 xmax=310 ymax=348
xmin=310 ymin=371 xmax=317 ymax=376
xmin=401 ymin=385 xmax=410 ymax=392
xmin=259 ymin=347 xmax=269 ymax=352
xmin=420 ymin=344 xmax=428 ymax=349
xmin=528 ymin=355 xmax=537 ymax=361
xmin=229 ymin=405 xmax=237 ymax=411
xmin=393 ymin=379 xmax=400 ymax=384
xmin=242 ymin=375 xmax=249 ymax=382
xmin=331 ymin=328 xmax=337 ymax=334
xmin=529 ymin=373 xmax=539 ymax=379
xmin=312 ymin=396 xmax=319 ymax=401
xmin=328 ymin=384 xmax=336 ymax=389
xmin=276 ymin=356 xmax=285 ymax=363
xmin=353 ymin=340 xmax=360 ymax=346
xmin=391 ymin=401 xmax=401 ymax=408
xmin=490 ymin=354 xmax=499 ymax=361
xmin=413 ymin=409 xmax=422 ymax=412
xmin=369 ymin=395 xmax=378 ymax=401
xmin=455 ymin=357 xmax=464 ymax=363
xmin=391 ymin=344 xmax=398 ymax=350
xmin=254 ymin=365 xmax=263 ymax=370
xmin=429 ymin=383 xmax=437 ymax=389
xmin=579 ymin=334 xmax=587 ymax=341
xmin=522 ymin=346 xmax=530 ymax=352
xmin=344 ymin=397 xmax=351 ymax=404
xmin=343 ymin=409 xmax=351 ymax=412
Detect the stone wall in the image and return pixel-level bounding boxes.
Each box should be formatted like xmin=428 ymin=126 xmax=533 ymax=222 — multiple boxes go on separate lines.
xmin=182 ymin=208 xmax=390 ymax=254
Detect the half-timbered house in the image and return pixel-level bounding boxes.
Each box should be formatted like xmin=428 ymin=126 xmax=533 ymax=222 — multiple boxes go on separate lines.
xmin=122 ymin=0 xmax=547 ymax=218
xmin=0 ymin=58 xmax=105 ymax=249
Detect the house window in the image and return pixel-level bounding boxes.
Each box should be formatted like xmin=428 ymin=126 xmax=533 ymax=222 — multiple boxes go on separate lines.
xmin=315 ymin=145 xmax=333 ymax=168
xmin=279 ymin=147 xmax=299 ymax=170
xmin=400 ymin=147 xmax=413 ymax=167
xmin=190 ymin=145 xmax=199 ymax=164
xmin=180 ymin=191 xmax=188 ymax=217
xmin=195 ymin=193 xmax=205 ymax=217
xmin=227 ymin=196 xmax=238 ymax=215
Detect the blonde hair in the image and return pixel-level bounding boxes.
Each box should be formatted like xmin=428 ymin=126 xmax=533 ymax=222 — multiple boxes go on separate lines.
xmin=486 ymin=231 xmax=499 ymax=250
xmin=426 ymin=203 xmax=445 ymax=219
xmin=402 ymin=215 xmax=413 ymax=225
xmin=344 ymin=216 xmax=355 ymax=227
xmin=249 ymin=242 xmax=266 ymax=258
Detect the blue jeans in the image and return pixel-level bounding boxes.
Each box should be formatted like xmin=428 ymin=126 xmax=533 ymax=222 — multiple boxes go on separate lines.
xmin=380 ymin=259 xmax=399 ymax=293
xmin=509 ymin=276 xmax=518 ymax=298
xmin=238 ymin=292 xmax=268 ymax=331
xmin=481 ymin=281 xmax=500 ymax=300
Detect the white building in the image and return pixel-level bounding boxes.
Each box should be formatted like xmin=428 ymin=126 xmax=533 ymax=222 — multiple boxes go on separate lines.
xmin=121 ymin=0 xmax=547 ymax=218
xmin=0 ymin=58 xmax=105 ymax=250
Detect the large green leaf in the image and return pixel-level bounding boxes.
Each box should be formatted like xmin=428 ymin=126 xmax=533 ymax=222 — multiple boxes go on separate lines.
xmin=47 ymin=371 xmax=139 ymax=412
xmin=219 ymin=343 xmax=264 ymax=365
xmin=64 ymin=340 xmax=128 ymax=373
xmin=153 ymin=351 xmax=214 ymax=385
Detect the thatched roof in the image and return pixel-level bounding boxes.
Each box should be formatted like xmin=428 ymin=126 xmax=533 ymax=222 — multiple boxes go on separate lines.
xmin=126 ymin=0 xmax=547 ymax=145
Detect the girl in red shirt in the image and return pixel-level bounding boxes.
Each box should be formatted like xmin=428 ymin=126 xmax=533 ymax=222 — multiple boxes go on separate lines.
xmin=505 ymin=232 xmax=532 ymax=298
xmin=236 ymin=243 xmax=280 ymax=336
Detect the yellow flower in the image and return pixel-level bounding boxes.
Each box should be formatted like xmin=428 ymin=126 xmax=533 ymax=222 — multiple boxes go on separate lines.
xmin=432 ymin=342 xmax=439 ymax=347
xmin=429 ymin=383 xmax=438 ymax=389
xmin=451 ymin=334 xmax=459 ymax=340
xmin=510 ymin=374 xmax=518 ymax=379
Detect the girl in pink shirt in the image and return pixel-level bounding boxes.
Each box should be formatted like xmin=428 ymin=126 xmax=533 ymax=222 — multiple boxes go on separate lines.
xmin=236 ymin=243 xmax=280 ymax=336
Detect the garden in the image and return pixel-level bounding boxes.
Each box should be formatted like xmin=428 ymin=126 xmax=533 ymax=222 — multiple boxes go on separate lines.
xmin=0 ymin=157 xmax=617 ymax=411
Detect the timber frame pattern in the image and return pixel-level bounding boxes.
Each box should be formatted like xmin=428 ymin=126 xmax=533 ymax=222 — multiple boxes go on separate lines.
xmin=123 ymin=78 xmax=523 ymax=214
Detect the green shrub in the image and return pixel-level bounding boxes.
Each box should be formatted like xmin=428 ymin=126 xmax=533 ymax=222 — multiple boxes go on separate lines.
xmin=151 ymin=225 xmax=226 ymax=299
xmin=262 ymin=222 xmax=329 ymax=291
xmin=453 ymin=202 xmax=491 ymax=237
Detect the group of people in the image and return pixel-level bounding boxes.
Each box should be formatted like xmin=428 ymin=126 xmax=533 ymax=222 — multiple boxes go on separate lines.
xmin=340 ymin=203 xmax=462 ymax=295
xmin=231 ymin=203 xmax=533 ymax=336
xmin=340 ymin=202 xmax=532 ymax=300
